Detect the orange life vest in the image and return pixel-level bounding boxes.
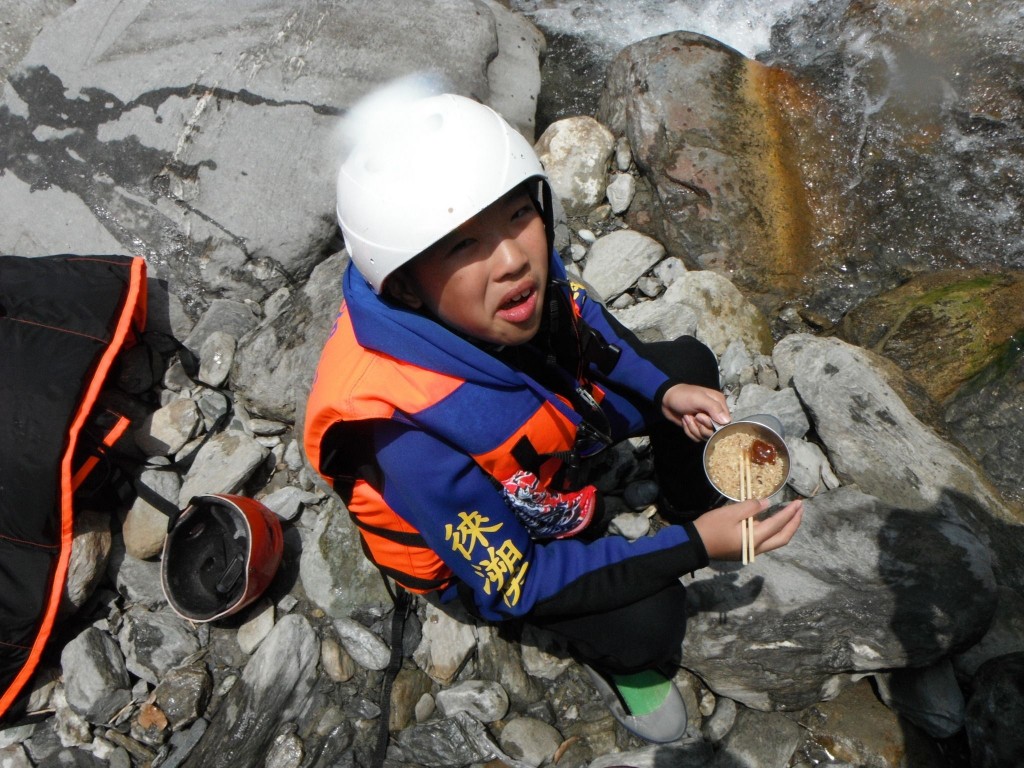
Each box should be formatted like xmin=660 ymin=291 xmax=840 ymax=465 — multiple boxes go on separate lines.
xmin=304 ymin=298 xmax=604 ymax=593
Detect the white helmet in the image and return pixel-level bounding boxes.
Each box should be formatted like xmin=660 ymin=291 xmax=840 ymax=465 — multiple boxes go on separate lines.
xmin=336 ymin=93 xmax=548 ymax=293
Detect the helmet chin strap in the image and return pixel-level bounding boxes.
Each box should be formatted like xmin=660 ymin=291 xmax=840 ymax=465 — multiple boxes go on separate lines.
xmin=534 ymin=178 xmax=556 ymax=258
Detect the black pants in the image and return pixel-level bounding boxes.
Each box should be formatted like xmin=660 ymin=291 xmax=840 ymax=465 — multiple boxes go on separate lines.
xmin=642 ymin=335 xmax=723 ymax=516
xmin=534 ymin=335 xmax=722 ymax=675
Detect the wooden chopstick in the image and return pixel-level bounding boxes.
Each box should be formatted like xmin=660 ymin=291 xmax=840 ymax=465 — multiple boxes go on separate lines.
xmin=746 ymin=451 xmax=755 ymax=563
xmin=738 ymin=449 xmax=756 ymax=564
xmin=739 ymin=453 xmax=748 ymax=564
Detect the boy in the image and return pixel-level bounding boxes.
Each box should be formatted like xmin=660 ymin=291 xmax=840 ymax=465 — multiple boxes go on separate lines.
xmin=304 ymin=92 xmax=803 ymax=742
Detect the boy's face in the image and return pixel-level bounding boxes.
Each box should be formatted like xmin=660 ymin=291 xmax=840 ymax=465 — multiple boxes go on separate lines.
xmin=388 ymin=186 xmax=549 ymax=346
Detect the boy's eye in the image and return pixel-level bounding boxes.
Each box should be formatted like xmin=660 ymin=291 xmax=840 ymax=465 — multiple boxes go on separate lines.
xmin=448 ymin=238 xmax=474 ymax=255
xmin=512 ymin=204 xmax=536 ymax=220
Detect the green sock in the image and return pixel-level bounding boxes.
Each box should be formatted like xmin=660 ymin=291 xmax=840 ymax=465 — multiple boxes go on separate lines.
xmin=609 ymin=670 xmax=673 ymax=717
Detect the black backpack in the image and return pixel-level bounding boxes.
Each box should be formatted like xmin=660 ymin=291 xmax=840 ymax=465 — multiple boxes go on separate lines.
xmin=0 ymin=254 xmax=147 ymax=722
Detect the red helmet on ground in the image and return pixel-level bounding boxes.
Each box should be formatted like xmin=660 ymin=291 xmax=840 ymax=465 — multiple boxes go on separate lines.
xmin=161 ymin=494 xmax=284 ymax=623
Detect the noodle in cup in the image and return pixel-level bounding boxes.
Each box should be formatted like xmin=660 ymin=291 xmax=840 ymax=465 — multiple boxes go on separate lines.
xmin=703 ymin=414 xmax=791 ymax=502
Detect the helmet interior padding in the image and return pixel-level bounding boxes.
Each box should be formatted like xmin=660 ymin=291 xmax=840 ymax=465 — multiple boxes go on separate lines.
xmin=163 ymin=503 xmax=247 ymax=620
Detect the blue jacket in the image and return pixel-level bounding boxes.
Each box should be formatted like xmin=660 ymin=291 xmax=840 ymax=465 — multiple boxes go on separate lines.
xmin=304 ymin=253 xmax=708 ymax=622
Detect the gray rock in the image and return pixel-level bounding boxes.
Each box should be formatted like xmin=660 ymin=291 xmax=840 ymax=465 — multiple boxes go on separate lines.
xmin=682 ymin=485 xmax=997 ymax=710
xmin=608 ymin=512 xmax=650 ymax=540
xmin=332 ymin=618 xmax=390 ymax=671
xmin=260 ymin=486 xmax=317 ymax=522
xmin=413 ymin=601 xmax=479 ymax=686
xmin=183 ymin=301 xmax=259 ymax=358
xmin=606 ymin=172 xmax=636 ymax=215
xmin=475 ymin=624 xmax=544 ymax=710
xmin=118 ymin=607 xmax=200 ymax=686
xmin=953 ymin=585 xmax=1024 ymax=678
xmin=874 ymin=659 xmax=964 ymax=738
xmin=159 ymin=718 xmax=208 ymax=768
xmin=195 ymin=389 xmax=231 ymax=432
xmin=702 ymin=696 xmax=737 ymax=744
xmin=390 ymin=711 xmax=529 ymax=768
xmin=134 ymin=398 xmax=202 ymax=457
xmin=497 ymin=716 xmax=562 ymax=768
xmin=653 ymin=256 xmax=687 ymax=286
xmin=107 ymin=535 xmax=167 ymax=606
xmin=712 ymin=708 xmax=803 ymax=768
xmin=614 ymin=136 xmax=632 ymax=171
xmin=519 ymin=626 xmax=573 ymax=682
xmin=50 ymin=687 xmax=91 ymax=750
xmin=536 ymin=116 xmax=615 ymax=215
xmin=582 ymin=229 xmax=664 ymax=302
xmin=774 ymin=333 xmax=1024 ymax=592
xmin=297 ymin=497 xmax=389 ymax=619
xmin=1 ymin=1 xmax=516 ymax=306
xmin=0 ymin=0 xmax=72 ymax=84
xmin=720 ymin=340 xmax=756 ymax=393
xmin=435 ymin=680 xmax=509 ymax=723
xmin=264 ymin=729 xmax=303 ymax=768
xmin=179 ymin=615 xmax=319 ymax=768
xmin=236 ymin=600 xmax=275 ymax=655
xmin=0 ymin=723 xmax=36 ymax=751
xmin=732 ymin=384 xmax=810 ymax=440
xmin=197 ymin=331 xmax=236 ymax=388
xmin=123 ymin=469 xmax=180 ymax=559
xmin=414 ymin=693 xmax=435 ymax=723
xmin=153 ymin=665 xmax=210 ymax=732
xmin=0 ymin=744 xmax=32 ymax=768
xmin=177 ymin=430 xmax=268 ymax=506
xmin=63 ymin=509 xmax=113 ymax=615
xmin=60 ymin=627 xmax=132 ymax=725
xmin=637 ymin=274 xmax=662 ymax=298
xmin=945 ymin=349 xmax=1024 ymax=507
xmin=786 ymin=437 xmax=840 ymax=498
xmin=480 ymin=0 xmax=545 ymax=142
xmin=247 ymin=418 xmax=288 ymax=436
xmin=965 ymin=652 xmax=1024 ymax=768
xmin=34 ymin=748 xmax=106 ymax=767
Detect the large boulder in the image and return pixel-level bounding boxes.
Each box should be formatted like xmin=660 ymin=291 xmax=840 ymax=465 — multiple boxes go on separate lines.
xmin=773 ymin=334 xmax=1024 ymax=591
xmin=946 ymin=344 xmax=1024 ymax=507
xmin=596 ymin=31 xmax=815 ymax=304
xmin=682 ymin=485 xmax=997 ymax=710
xmin=840 ymin=269 xmax=1024 ymax=403
xmin=0 ymin=0 xmax=542 ymax=310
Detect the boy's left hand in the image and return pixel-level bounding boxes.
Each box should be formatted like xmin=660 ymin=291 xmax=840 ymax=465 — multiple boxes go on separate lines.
xmin=661 ymin=383 xmax=730 ymax=442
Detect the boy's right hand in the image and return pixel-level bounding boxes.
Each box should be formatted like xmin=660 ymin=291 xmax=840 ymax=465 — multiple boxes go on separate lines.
xmin=692 ymin=498 xmax=804 ymax=561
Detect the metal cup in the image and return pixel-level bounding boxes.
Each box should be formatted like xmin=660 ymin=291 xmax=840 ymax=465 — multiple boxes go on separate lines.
xmin=702 ymin=413 xmax=792 ymax=502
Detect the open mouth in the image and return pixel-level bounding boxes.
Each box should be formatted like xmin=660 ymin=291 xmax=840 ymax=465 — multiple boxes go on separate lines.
xmin=500 ymin=289 xmax=532 ymax=310
xmin=496 ymin=286 xmax=538 ymax=323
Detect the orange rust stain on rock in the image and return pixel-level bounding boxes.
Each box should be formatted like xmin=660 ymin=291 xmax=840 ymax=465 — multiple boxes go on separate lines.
xmin=735 ymin=60 xmax=816 ymax=292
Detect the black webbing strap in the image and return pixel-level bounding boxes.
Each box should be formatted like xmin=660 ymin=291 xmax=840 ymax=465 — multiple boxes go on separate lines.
xmin=348 ymin=513 xmax=429 ymax=548
xmin=371 ymin=579 xmax=412 ymax=768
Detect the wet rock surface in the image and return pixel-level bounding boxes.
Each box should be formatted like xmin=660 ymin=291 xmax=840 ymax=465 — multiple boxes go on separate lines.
xmin=2 ymin=2 xmax=1024 ymax=768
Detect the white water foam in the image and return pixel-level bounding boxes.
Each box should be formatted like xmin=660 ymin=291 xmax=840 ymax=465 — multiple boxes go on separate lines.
xmin=509 ymin=0 xmax=820 ymax=59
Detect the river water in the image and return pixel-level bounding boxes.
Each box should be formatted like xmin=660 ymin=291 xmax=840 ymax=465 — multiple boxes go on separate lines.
xmin=510 ymin=0 xmax=1024 ymax=321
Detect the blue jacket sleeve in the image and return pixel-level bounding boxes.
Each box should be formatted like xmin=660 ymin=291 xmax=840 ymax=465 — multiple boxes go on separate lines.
xmin=372 ymin=418 xmax=708 ymax=622
xmin=552 ymin=256 xmax=676 ymax=407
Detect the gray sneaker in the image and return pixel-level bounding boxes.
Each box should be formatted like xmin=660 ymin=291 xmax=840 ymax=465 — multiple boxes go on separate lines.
xmin=583 ymin=664 xmax=687 ymax=743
